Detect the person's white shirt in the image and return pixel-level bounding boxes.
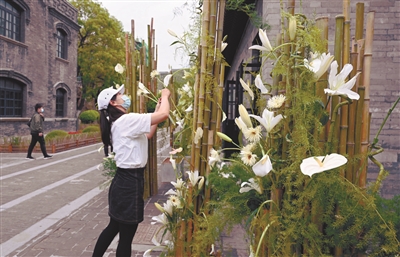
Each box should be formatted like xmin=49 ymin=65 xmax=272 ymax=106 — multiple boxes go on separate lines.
xmin=111 ymin=113 xmax=152 ymax=168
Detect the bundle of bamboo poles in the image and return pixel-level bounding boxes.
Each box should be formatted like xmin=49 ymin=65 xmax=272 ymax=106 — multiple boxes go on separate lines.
xmin=124 ymin=18 xmax=159 ymax=198
xmin=173 ymin=0 xmax=227 ymax=256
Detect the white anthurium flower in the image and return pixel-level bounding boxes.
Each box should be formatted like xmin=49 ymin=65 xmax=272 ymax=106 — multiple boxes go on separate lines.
xmin=169 ymin=147 xmax=183 ymax=155
xmin=137 ymin=88 xmax=150 ymax=96
xmin=239 ymin=78 xmax=254 ymax=100
xmin=249 ymin=108 xmax=284 ymax=134
xmin=163 ymin=74 xmax=172 ymax=87
xmin=267 ymin=94 xmax=286 ymax=109
xmin=138 ymin=82 xmax=150 ymax=94
xmin=185 ymin=104 xmax=193 ymax=112
xmin=255 ymin=74 xmax=269 ymax=94
xmin=304 ymin=52 xmax=335 ymax=80
xmin=167 ymin=29 xmax=178 ymax=38
xmin=208 ymin=148 xmax=221 ymax=167
xmin=151 ymin=213 xmax=168 ymax=225
xmin=176 ymin=118 xmax=185 ymax=129
xmin=221 ymin=42 xmax=228 ymax=52
xmin=222 ymin=111 xmax=227 ymax=122
xmin=114 ymin=63 xmax=124 ymax=74
xmin=169 ymin=156 xmax=176 ymax=170
xmin=97 ymin=145 xmax=104 ymax=153
xmin=96 ymin=163 xmax=103 ymax=170
xmin=238 ymin=104 xmax=253 ymax=128
xmin=239 ymin=178 xmax=262 ymax=194
xmin=252 ymin=154 xmax=273 ymax=177
xmin=171 ymin=178 xmax=185 ymax=190
xmin=249 ymin=28 xmax=273 ymax=53
xmin=194 ymin=127 xmax=203 ymax=144
xmin=300 ymin=153 xmax=348 ymax=177
xmin=210 ymin=244 xmax=216 ymax=255
xmin=325 ymin=61 xmax=361 ymax=100
xmin=150 ymin=70 xmax=160 ymax=79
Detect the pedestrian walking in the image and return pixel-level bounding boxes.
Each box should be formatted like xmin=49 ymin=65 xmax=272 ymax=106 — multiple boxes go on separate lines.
xmin=26 ymin=103 xmax=52 ymax=160
xmin=92 ymin=85 xmax=170 ymax=257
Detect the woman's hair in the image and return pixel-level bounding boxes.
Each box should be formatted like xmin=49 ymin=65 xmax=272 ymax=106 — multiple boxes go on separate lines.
xmin=99 ymin=94 xmax=125 ymax=146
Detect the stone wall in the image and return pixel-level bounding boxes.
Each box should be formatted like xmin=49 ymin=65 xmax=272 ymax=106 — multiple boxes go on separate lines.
xmin=0 ymin=0 xmax=80 ymax=136
xmin=224 ymin=0 xmax=399 ymax=198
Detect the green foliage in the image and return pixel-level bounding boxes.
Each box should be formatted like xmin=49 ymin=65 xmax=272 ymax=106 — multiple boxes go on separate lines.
xmin=44 ymin=130 xmax=68 ymax=140
xmin=82 ymin=125 xmax=100 ymax=133
xmin=79 ymin=110 xmax=99 ymax=124
xmin=101 ymin=155 xmax=116 ymax=178
xmin=70 ymin=0 xmax=126 ymax=106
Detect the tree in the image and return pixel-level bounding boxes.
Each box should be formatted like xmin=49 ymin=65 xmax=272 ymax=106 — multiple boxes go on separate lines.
xmin=70 ymin=0 xmax=126 ymax=110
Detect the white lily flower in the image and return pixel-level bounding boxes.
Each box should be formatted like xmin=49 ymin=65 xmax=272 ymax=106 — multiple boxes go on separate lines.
xmin=165 ymin=188 xmax=178 ymax=195
xmin=163 ymin=74 xmax=172 ymax=87
xmin=143 ymin=249 xmax=152 ymax=257
xmin=239 ymin=178 xmax=262 ymax=194
xmin=114 ymin=63 xmax=124 ymax=74
xmin=267 ymin=94 xmax=286 ymax=109
xmin=208 ymin=148 xmax=221 ymax=167
xmin=249 ymin=28 xmax=273 ymax=52
xmin=222 ymin=111 xmax=227 ymax=122
xmin=252 ymin=154 xmax=273 ymax=177
xmin=210 ymin=244 xmax=215 ymax=255
xmin=255 ymin=74 xmax=269 ymax=94
xmin=304 ymin=52 xmax=335 ymax=80
xmin=300 ymin=153 xmax=348 ymax=177
xmin=163 ymin=200 xmax=174 ymax=216
xmin=186 ymin=170 xmax=204 ymax=188
xmin=249 ymin=108 xmax=284 ymax=134
xmin=325 ymin=61 xmax=360 ymax=100
xmin=151 ymin=213 xmax=168 ymax=225
xmin=185 ymin=104 xmax=193 ymax=112
xmin=239 ymin=78 xmax=254 ymax=100
xmin=97 ymin=145 xmax=104 ymax=153
xmin=238 ymin=104 xmax=253 ymax=128
xmin=194 ymin=127 xmax=203 ymax=144
xmin=235 ymin=117 xmax=248 ymax=132
xmin=171 ymin=178 xmax=185 ymax=190
xmin=182 ymin=83 xmax=191 ymax=93
xmin=176 ymin=118 xmax=185 ymax=129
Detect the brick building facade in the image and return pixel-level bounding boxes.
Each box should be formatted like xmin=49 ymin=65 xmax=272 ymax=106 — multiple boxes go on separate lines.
xmin=0 ymin=0 xmax=80 ymax=136
xmin=223 ymin=0 xmax=399 ymax=198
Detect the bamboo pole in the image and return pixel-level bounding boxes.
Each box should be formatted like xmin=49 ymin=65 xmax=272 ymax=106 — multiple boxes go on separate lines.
xmin=359 ymin=11 xmax=375 ymax=188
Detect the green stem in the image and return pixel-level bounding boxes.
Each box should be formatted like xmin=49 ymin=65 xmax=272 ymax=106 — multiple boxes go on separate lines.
xmin=326 ymin=99 xmax=350 ymax=153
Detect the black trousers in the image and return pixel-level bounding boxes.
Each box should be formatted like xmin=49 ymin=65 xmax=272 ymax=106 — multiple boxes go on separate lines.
xmin=92 ymin=217 xmax=138 ymax=257
xmin=27 ymin=133 xmax=48 ymax=157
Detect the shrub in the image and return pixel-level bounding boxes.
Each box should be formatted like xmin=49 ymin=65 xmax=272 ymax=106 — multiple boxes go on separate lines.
xmin=79 ymin=110 xmax=99 ymax=124
xmin=82 ymin=125 xmax=100 ymax=133
xmin=45 ymin=130 xmax=68 ymax=140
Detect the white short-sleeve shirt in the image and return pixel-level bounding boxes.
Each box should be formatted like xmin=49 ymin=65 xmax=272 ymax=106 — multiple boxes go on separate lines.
xmin=111 ymin=113 xmax=152 ymax=168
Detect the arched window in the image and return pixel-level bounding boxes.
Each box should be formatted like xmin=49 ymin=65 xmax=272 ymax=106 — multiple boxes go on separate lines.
xmin=56 ymin=88 xmax=66 ymax=117
xmin=0 ymin=0 xmax=21 ymax=41
xmin=56 ymin=29 xmax=67 ymax=59
xmin=0 ymin=77 xmax=23 ymax=117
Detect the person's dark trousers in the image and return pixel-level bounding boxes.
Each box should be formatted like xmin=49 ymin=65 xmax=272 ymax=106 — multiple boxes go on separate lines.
xmin=27 ymin=133 xmax=49 ymax=157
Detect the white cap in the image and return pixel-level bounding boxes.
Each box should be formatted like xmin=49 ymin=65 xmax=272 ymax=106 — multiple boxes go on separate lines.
xmin=97 ymin=85 xmax=125 ymax=110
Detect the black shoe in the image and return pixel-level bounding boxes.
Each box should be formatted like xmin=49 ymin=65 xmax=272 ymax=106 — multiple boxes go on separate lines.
xmin=26 ymin=156 xmax=35 ymax=160
xmin=44 ymin=155 xmax=53 ymax=159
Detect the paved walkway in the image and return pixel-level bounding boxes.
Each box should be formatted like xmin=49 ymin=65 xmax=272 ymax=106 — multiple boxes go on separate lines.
xmin=1 ymin=145 xmax=249 ymax=257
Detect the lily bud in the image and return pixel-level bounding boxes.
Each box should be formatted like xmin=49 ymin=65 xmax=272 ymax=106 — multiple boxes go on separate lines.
xmin=167 ymin=29 xmax=178 ymax=38
xmin=239 ymin=104 xmax=252 ymax=128
xmin=289 ymin=16 xmax=297 ymax=41
xmin=216 ymin=132 xmax=232 ymax=142
xmin=198 ymin=177 xmax=205 ymax=190
xmin=155 ymin=203 xmax=165 ymax=213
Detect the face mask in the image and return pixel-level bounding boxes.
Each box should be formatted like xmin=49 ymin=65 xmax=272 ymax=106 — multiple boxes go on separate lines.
xmin=41 ymin=108 xmax=44 ymax=113
xmin=120 ymin=95 xmax=131 ymax=110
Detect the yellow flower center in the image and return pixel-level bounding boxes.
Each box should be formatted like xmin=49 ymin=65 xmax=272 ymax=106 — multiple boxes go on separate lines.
xmin=314 ymin=157 xmax=324 ymax=167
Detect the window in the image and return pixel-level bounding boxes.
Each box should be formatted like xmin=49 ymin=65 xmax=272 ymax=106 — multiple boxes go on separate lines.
xmin=0 ymin=0 xmax=21 ymax=41
xmin=56 ymin=29 xmax=67 ymax=59
xmin=56 ymin=88 xmax=66 ymax=117
xmin=0 ymin=77 xmax=23 ymax=117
